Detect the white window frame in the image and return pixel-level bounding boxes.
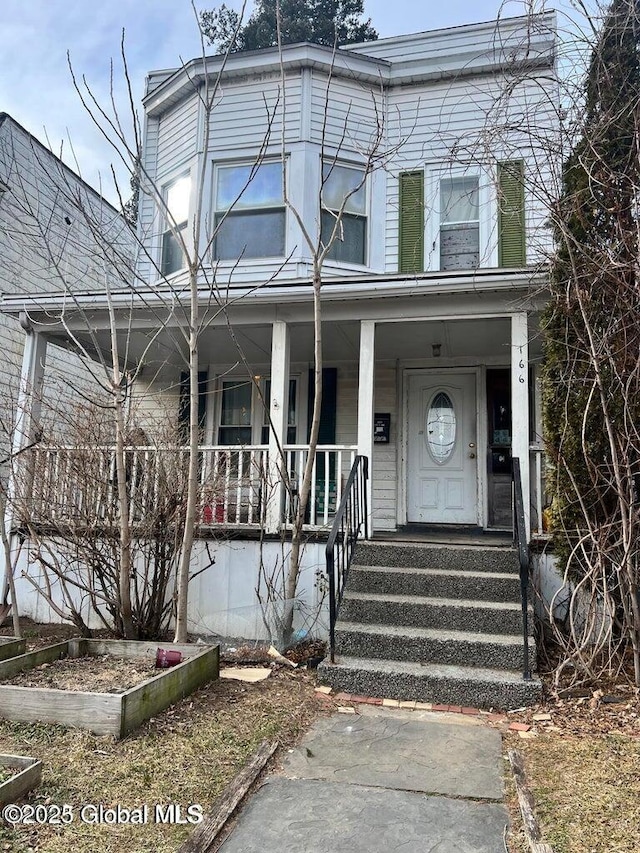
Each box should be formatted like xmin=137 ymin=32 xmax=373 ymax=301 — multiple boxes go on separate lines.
xmin=320 ymin=159 xmax=369 ymax=267
xmin=215 ymin=374 xmax=301 ymax=446
xmin=159 ymin=171 xmax=191 ymax=278
xmin=425 ymin=164 xmax=496 ymax=272
xmin=212 ymin=159 xmax=287 ymax=262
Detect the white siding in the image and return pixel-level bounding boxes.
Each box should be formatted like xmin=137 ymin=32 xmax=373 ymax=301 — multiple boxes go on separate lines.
xmin=334 ymin=362 xmax=357 ymax=446
xmin=373 ymin=363 xmax=397 ymax=531
xmin=0 ymin=116 xmax=131 ymax=456
xmin=207 ymin=74 xmax=302 ymax=153
xmin=335 ymin=361 xmax=398 ymax=533
xmin=156 ymin=96 xmax=199 ymax=179
xmin=310 ymin=72 xmax=383 ymax=155
xmin=346 ymin=13 xmax=555 ymax=70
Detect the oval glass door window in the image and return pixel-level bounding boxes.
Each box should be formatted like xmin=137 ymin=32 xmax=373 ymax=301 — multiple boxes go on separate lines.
xmin=426 ymin=391 xmax=456 ymax=463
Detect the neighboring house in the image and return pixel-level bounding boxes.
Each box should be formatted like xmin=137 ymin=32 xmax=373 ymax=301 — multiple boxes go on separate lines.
xmin=0 ymin=113 xmax=131 ymax=458
xmin=2 ymin=14 xmax=557 ymax=705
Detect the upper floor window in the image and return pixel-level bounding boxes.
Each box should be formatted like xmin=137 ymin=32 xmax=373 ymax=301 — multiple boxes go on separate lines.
xmin=399 ymin=161 xmax=526 ymax=274
xmin=321 ymin=163 xmax=366 ymax=265
xmin=214 ymin=161 xmax=285 ymax=260
xmin=439 ymin=175 xmax=479 ymax=271
xmin=161 ymin=174 xmax=190 ymax=276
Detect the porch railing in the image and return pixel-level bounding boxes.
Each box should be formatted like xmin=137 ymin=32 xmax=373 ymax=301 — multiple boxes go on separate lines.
xmin=283 ymin=444 xmax=357 ymax=528
xmin=512 ymin=456 xmax=532 ymax=681
xmin=326 ymin=454 xmax=369 ymax=663
xmin=20 ymin=444 xmax=356 ymax=530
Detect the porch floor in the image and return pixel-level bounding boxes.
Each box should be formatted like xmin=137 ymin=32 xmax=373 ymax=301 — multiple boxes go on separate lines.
xmin=372 ymin=525 xmax=513 ymax=548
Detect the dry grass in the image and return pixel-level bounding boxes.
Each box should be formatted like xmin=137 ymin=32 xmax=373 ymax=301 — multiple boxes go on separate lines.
xmin=504 ymin=690 xmax=640 ymax=853
xmin=506 ymin=733 xmax=640 ymax=852
xmin=0 ymin=666 xmax=327 ymax=853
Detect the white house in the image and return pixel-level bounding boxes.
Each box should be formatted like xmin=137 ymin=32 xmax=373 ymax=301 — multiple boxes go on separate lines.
xmin=1 ymin=13 xmax=558 ymax=706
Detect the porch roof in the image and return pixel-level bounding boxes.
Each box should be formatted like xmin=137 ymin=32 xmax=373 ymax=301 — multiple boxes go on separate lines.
xmin=1 ymin=268 xmax=547 ymax=371
xmin=1 ymin=266 xmax=547 ymax=319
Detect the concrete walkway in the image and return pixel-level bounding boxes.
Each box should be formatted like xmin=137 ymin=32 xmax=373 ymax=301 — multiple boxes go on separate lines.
xmin=220 ymin=705 xmax=509 ymax=853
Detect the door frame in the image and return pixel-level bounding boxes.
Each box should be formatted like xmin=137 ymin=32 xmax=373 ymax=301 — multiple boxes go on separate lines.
xmin=399 ymin=365 xmax=486 ymax=528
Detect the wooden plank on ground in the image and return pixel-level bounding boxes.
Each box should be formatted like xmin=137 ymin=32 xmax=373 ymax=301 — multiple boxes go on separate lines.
xmin=178 ymin=739 xmax=278 ymax=853
xmin=508 ymin=749 xmax=554 ymax=853
xmin=84 ymin=639 xmax=209 ymax=660
xmin=0 ymin=685 xmax=121 ymax=735
xmin=0 ymin=638 xmax=26 ymax=661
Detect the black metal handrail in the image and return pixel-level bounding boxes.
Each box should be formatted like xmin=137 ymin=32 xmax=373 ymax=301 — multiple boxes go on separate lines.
xmin=325 ymin=455 xmax=369 ymax=663
xmin=512 ymin=456 xmax=532 ymax=681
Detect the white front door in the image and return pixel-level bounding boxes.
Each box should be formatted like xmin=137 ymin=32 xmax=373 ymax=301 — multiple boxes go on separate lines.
xmin=407 ymin=371 xmax=478 ymax=525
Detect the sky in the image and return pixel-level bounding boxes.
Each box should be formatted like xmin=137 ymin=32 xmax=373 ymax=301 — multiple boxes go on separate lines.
xmin=0 ymin=0 xmax=588 ymax=204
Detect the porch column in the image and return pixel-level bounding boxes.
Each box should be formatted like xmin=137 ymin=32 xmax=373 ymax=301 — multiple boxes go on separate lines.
xmin=265 ymin=320 xmax=290 ymax=534
xmin=1 ymin=323 xmax=48 ymax=603
xmin=357 ymin=320 xmax=375 ymax=535
xmin=511 ymin=312 xmax=530 ymax=537
xmin=13 ymin=320 xmax=47 ymax=453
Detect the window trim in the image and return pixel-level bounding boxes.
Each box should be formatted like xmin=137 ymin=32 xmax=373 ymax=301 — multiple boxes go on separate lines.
xmin=216 ymin=374 xmax=301 ymax=446
xmin=212 ymin=159 xmax=287 ymax=262
xmin=425 ymin=164 xmax=495 ymax=272
xmin=320 ymin=160 xmax=369 ymax=267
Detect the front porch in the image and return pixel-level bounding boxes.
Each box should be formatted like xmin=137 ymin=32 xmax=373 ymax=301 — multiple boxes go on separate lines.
xmin=5 ymin=272 xmax=547 ymax=542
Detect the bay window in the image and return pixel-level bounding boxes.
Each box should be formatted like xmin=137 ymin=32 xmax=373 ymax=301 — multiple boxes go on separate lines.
xmin=321 ymin=163 xmax=367 ymax=265
xmin=161 ymin=174 xmax=190 ymax=276
xmin=214 ymin=161 xmax=285 ymax=260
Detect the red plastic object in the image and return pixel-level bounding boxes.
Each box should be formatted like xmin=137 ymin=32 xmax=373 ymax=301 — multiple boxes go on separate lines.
xmin=156 ymin=648 xmax=183 ymax=668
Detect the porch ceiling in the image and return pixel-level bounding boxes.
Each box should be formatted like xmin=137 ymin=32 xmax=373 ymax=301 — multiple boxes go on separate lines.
xmin=44 ymin=315 xmax=543 ymax=379
xmin=375 ymin=317 xmax=543 ymax=361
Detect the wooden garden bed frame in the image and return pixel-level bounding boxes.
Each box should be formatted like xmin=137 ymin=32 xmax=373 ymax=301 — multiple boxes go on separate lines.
xmin=0 ymin=637 xmax=26 ymax=661
xmin=0 ymin=754 xmax=42 ymax=805
xmin=0 ymin=639 xmax=219 ymax=738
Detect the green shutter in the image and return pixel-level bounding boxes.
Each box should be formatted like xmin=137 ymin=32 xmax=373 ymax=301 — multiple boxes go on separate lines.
xmin=398 ymin=171 xmax=424 ymax=273
xmin=498 ymin=160 xmax=526 ymax=267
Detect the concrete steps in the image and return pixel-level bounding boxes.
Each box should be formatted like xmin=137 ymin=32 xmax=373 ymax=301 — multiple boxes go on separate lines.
xmin=335 ymin=622 xmax=537 ymax=672
xmin=320 ymin=656 xmax=542 ymax=710
xmin=347 ymin=565 xmax=522 ymax=602
xmin=318 ymin=540 xmax=542 ymax=710
xmin=340 ymin=591 xmax=527 ymax=634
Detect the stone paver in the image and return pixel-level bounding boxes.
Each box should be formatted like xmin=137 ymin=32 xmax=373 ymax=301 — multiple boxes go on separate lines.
xmin=219 ymin=708 xmax=509 ymax=853
xmin=220 ymin=778 xmax=509 ymax=853
xmin=283 ymin=709 xmax=504 ymax=800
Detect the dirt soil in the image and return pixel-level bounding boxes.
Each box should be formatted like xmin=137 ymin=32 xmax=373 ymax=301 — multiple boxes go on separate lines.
xmin=2 ymin=655 xmax=160 ymax=693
